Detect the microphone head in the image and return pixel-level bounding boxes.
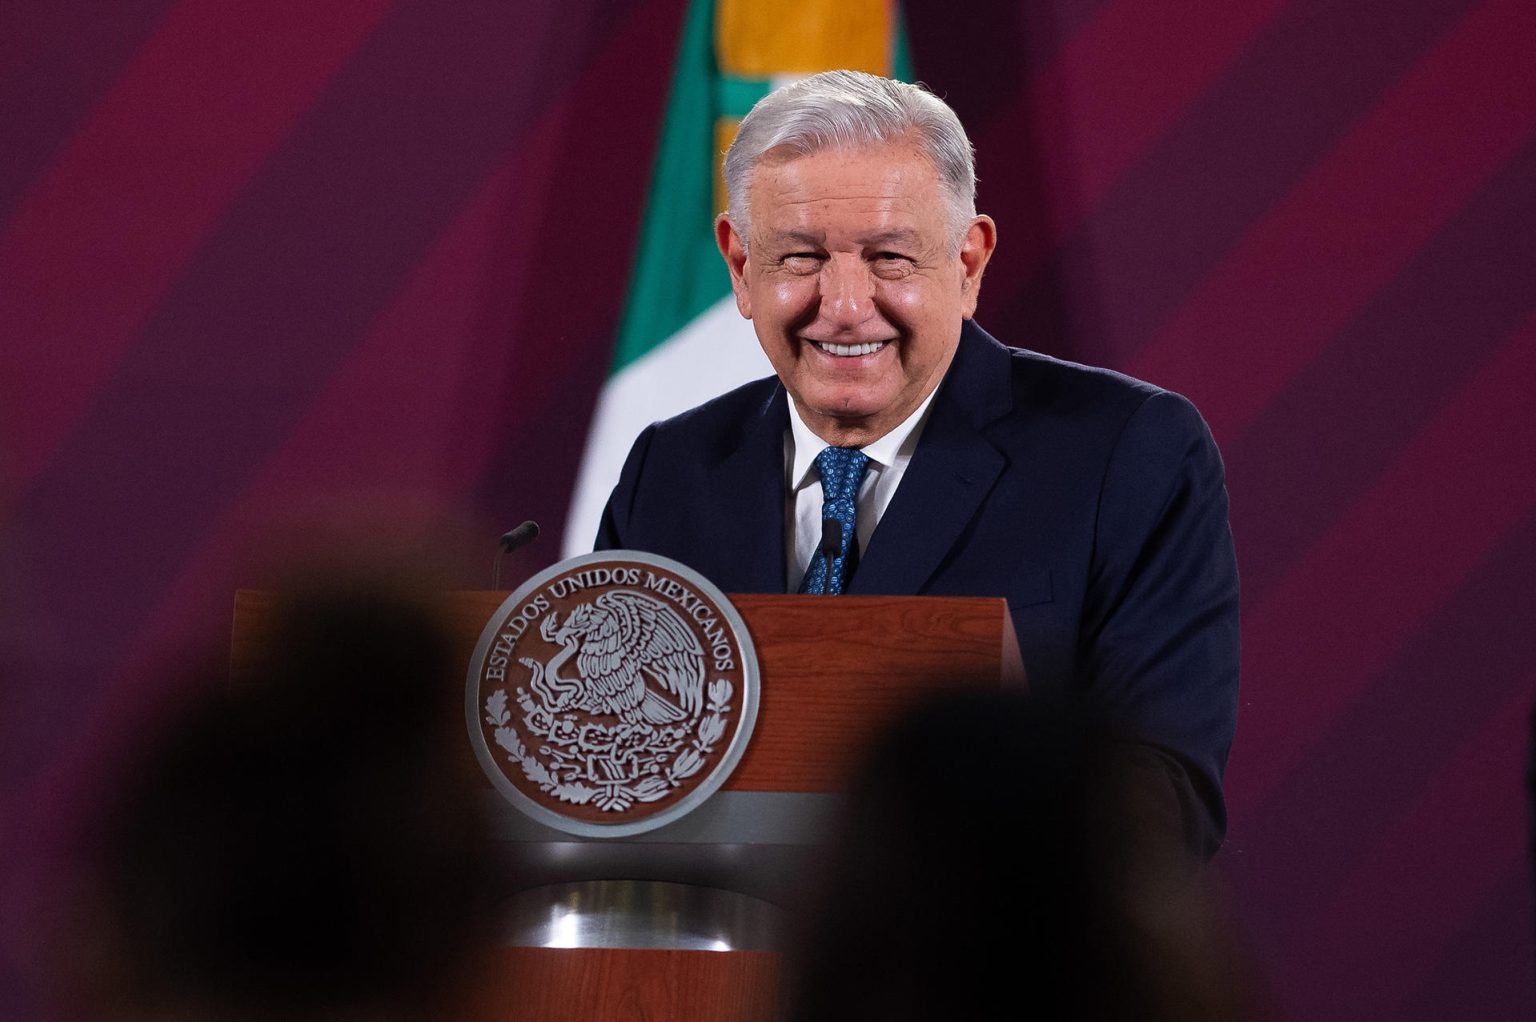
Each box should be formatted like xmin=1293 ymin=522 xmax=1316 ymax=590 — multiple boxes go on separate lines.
xmin=819 ymin=518 xmax=843 ymax=554
xmin=498 ymin=520 xmax=540 ymax=551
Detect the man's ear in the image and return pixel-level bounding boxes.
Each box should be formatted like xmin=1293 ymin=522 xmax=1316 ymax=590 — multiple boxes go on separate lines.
xmin=958 ymin=215 xmax=998 ymax=320
xmin=716 ymin=214 xmax=752 ymax=319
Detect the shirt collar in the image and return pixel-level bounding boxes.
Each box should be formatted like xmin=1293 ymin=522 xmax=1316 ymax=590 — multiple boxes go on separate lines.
xmin=787 ymin=385 xmax=941 ymax=492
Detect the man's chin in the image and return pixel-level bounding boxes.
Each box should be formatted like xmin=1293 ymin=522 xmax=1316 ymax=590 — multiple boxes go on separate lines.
xmin=793 ymin=388 xmax=906 ymax=443
xmin=800 ymin=388 xmax=886 ymax=421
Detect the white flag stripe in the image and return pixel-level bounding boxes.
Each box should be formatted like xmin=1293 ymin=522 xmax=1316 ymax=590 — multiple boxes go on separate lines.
xmin=563 ymin=296 xmax=772 ymax=556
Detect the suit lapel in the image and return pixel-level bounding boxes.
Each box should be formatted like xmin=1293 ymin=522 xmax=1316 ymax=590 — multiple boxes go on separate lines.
xmin=699 ymin=385 xmax=789 ymax=593
xmin=851 ymin=323 xmax=1013 ymax=595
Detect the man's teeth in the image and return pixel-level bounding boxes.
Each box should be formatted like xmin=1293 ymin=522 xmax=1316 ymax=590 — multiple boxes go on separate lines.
xmin=814 ymin=340 xmax=886 ymax=357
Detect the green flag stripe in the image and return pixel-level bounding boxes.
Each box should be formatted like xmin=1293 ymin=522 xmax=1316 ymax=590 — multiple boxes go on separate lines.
xmin=609 ymin=0 xmax=725 ymax=373
xmin=716 ymin=75 xmax=772 ymax=119
xmin=893 ymin=11 xmax=914 ymax=81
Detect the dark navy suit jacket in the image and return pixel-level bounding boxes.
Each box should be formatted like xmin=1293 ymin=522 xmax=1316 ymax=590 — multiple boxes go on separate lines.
xmin=596 ymin=321 xmax=1240 ymax=853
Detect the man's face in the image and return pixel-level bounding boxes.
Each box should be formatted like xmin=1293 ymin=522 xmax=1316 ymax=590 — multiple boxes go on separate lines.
xmin=717 ymin=140 xmax=995 ymax=446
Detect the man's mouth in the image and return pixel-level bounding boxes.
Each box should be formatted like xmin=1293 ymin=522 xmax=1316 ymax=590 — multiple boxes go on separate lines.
xmin=811 ymin=340 xmax=889 ymax=357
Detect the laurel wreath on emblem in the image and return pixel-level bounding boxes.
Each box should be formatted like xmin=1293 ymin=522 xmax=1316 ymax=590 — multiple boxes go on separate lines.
xmin=482 ymin=590 xmax=735 ymax=814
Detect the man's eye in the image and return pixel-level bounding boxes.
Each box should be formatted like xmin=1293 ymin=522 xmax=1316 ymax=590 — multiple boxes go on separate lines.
xmin=782 ymin=253 xmax=821 ymax=271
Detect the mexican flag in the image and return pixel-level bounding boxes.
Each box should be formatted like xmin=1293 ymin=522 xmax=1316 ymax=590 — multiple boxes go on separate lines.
xmin=562 ymin=0 xmax=912 ymax=555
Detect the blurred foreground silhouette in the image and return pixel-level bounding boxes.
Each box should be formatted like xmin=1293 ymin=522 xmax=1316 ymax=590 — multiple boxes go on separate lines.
xmin=57 ymin=578 xmax=497 ymax=1021
xmin=787 ymin=692 xmax=1270 ymax=1021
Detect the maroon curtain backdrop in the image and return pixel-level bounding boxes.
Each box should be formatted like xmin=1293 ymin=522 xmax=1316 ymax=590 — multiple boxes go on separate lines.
xmin=3 ymin=2 xmax=1533 ymax=1018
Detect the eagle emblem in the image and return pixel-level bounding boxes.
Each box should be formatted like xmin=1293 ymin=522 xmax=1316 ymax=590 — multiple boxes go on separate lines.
xmin=524 ymin=590 xmax=705 ymax=727
xmin=470 ymin=554 xmax=757 ymax=836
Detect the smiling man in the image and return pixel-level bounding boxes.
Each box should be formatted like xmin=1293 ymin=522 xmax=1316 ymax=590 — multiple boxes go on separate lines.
xmin=719 ymin=138 xmax=994 ymax=448
xmin=595 ymin=71 xmax=1239 ymax=855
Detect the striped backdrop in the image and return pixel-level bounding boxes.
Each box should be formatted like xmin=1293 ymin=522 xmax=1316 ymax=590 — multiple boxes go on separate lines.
xmin=3 ymin=2 xmax=1533 ymax=1018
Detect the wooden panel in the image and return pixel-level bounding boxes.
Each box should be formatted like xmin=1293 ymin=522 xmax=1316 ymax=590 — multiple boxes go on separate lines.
xmin=231 ymin=589 xmax=1019 ymax=793
xmin=464 ymin=947 xmax=780 ymax=1022
xmin=723 ymin=594 xmax=1018 ymax=791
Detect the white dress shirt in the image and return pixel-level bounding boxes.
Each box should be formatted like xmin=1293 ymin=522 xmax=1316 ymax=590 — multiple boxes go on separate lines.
xmin=783 ymin=389 xmax=940 ymax=590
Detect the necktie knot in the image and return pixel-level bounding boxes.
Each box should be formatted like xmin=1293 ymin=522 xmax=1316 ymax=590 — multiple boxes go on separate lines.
xmin=815 ymin=445 xmax=869 ymax=505
xmin=799 ymin=446 xmax=870 ymax=596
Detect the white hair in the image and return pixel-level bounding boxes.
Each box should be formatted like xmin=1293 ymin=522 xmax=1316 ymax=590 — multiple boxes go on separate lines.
xmin=722 ymin=70 xmax=977 ymax=250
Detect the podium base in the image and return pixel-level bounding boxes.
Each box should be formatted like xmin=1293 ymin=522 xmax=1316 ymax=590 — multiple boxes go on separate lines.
xmin=500 ymin=879 xmax=785 ymax=952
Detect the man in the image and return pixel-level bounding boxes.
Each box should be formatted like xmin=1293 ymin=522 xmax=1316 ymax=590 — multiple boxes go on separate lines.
xmin=596 ymin=70 xmax=1238 ymax=855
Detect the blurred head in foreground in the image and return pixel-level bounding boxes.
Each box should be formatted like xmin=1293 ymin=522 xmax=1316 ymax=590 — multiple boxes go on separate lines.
xmin=788 ymin=692 xmax=1266 ymax=1022
xmin=65 ymin=580 xmax=495 ymax=1021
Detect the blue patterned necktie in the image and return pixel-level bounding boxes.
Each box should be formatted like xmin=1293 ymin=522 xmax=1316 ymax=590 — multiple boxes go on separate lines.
xmin=798 ymin=446 xmax=870 ymax=595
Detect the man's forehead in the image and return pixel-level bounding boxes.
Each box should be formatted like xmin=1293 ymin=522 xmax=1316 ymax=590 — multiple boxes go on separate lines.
xmin=753 ymin=142 xmax=937 ymax=190
xmin=757 ymin=134 xmax=928 ymax=168
xmin=748 ymin=145 xmax=944 ymax=226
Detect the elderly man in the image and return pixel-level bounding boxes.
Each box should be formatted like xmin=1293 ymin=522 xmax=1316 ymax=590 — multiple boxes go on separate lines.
xmin=596 ymin=70 xmax=1238 ymax=855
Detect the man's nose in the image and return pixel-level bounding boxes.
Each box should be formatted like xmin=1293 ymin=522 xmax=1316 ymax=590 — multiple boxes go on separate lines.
xmin=818 ymin=256 xmax=875 ymax=327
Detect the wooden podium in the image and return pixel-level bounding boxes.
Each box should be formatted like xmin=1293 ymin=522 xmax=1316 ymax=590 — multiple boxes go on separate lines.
xmin=232 ymin=590 xmax=1021 ymax=1021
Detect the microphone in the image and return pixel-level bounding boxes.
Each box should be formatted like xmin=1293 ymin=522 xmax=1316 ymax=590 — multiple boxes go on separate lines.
xmin=500 ymin=520 xmax=540 ymax=552
xmin=492 ymin=520 xmax=540 ymax=590
xmin=817 ymin=519 xmax=842 ymax=594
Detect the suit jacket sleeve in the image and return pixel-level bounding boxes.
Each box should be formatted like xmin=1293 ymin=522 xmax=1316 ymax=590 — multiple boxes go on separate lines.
xmin=1081 ymin=390 xmax=1240 ymax=857
xmin=594 ymin=424 xmax=657 ymax=552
